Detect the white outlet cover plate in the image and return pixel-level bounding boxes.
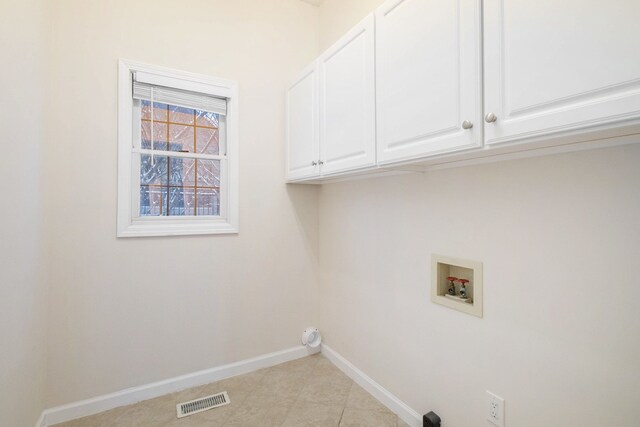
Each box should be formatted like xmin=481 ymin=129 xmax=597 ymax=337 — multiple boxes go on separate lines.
xmin=486 ymin=390 xmax=505 ymax=426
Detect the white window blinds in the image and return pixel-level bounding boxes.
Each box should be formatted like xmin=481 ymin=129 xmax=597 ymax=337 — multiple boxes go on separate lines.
xmin=133 ymin=80 xmax=227 ymax=116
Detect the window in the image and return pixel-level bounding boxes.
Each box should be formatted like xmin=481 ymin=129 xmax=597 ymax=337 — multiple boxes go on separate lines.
xmin=117 ymin=60 xmax=238 ymax=237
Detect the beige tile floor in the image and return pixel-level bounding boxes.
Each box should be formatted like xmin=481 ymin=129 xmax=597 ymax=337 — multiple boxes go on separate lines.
xmin=53 ymin=354 xmax=411 ymax=427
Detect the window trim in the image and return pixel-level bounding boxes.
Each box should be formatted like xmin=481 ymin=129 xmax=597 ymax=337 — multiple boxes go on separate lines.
xmin=117 ymin=59 xmax=239 ymax=237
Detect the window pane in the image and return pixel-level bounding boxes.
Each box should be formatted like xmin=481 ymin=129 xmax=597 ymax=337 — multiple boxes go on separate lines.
xmin=169 ymin=157 xmax=195 ymax=186
xmin=140 ymin=185 xmax=167 ymax=216
xmin=141 ymin=121 xmax=168 ymax=150
xmin=196 ymin=127 xmax=219 ymax=155
xmin=168 ymin=124 xmax=194 ymax=153
xmin=139 ymin=156 xmax=221 ymax=217
xmin=168 ymin=187 xmax=195 ymax=216
xmin=141 ymin=101 xmax=168 ymax=122
xmin=195 ymin=110 xmax=219 ymax=128
xmin=140 ymin=155 xmax=168 ymax=186
xmin=136 ymin=99 xmax=225 ymax=220
xmin=169 ymin=105 xmax=195 ymax=125
xmin=196 ymin=188 xmax=220 ymax=216
xmin=197 ymin=159 xmax=221 ymax=187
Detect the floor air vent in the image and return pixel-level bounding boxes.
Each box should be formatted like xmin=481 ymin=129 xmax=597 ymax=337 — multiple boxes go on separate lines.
xmin=176 ymin=392 xmax=230 ymax=418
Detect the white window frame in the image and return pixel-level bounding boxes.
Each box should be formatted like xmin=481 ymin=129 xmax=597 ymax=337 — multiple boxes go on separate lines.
xmin=117 ymin=59 xmax=239 ymax=237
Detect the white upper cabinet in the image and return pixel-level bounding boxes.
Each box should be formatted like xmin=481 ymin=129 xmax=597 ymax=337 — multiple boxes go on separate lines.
xmin=375 ymin=0 xmax=483 ymax=165
xmin=287 ymin=62 xmax=319 ymax=180
xmin=286 ymin=0 xmax=640 ymax=183
xmin=319 ymin=14 xmax=376 ymax=175
xmin=483 ymin=0 xmax=640 ymax=145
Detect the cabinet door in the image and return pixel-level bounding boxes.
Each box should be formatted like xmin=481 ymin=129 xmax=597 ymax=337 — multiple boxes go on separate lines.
xmin=376 ymin=0 xmax=483 ymax=165
xmin=319 ymin=14 xmax=376 ymax=175
xmin=287 ymin=62 xmax=319 ymax=181
xmin=484 ymin=0 xmax=640 ymax=145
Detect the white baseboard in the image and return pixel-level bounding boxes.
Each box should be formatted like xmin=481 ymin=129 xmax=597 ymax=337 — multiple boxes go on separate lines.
xmin=34 ymin=412 xmax=46 ymax=427
xmin=36 ymin=344 xmax=420 ymax=427
xmin=38 ymin=345 xmax=317 ymax=427
xmin=321 ymin=344 xmax=422 ymax=427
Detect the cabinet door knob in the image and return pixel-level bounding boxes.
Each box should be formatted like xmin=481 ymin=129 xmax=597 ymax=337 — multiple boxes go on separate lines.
xmin=318 ymin=160 xmax=324 ymax=165
xmin=462 ymin=120 xmax=473 ymax=129
xmin=311 ymin=161 xmax=317 ymax=166
xmin=485 ymin=113 xmax=498 ymax=123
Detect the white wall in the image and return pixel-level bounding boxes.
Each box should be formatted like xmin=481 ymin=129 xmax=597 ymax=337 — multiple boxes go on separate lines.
xmin=0 ymin=0 xmax=48 ymax=425
xmin=43 ymin=0 xmax=320 ymax=406
xmin=319 ymin=146 xmax=640 ymax=426
xmin=317 ymin=1 xmax=640 ymax=426
xmin=318 ymin=0 xmax=385 ymax=51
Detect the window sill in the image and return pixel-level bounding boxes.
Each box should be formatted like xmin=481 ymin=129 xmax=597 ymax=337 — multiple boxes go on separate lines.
xmin=117 ymin=218 xmax=238 ymax=237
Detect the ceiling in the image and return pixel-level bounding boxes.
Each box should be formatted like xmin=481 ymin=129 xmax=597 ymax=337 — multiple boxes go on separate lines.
xmin=300 ymin=0 xmax=325 ymax=6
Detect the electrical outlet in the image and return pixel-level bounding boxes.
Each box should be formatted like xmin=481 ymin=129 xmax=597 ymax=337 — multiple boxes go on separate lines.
xmin=486 ymin=391 xmax=504 ymax=426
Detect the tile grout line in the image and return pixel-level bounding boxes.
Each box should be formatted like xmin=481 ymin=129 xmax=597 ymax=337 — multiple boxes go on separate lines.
xmin=219 ymin=373 xmax=265 ymax=427
xmin=338 ymin=381 xmax=355 ymax=426
xmin=223 ymin=365 xmax=285 ymax=426
xmin=279 ymin=389 xmax=302 ymax=425
xmin=278 ymin=355 xmax=322 ymax=426
xmin=337 ymin=407 xmax=347 ymax=426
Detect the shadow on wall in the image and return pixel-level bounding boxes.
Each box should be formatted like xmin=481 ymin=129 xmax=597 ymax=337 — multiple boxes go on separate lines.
xmin=285 ymin=183 xmax=320 ymax=261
